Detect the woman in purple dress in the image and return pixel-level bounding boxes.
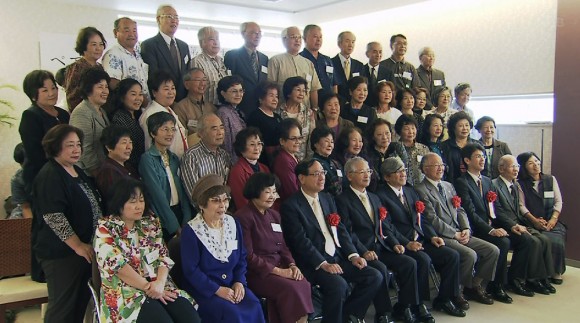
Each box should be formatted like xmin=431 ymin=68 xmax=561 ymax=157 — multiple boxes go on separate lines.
xmin=235 ymin=173 xmax=313 ymax=323
xmin=216 ymin=75 xmax=246 ymax=163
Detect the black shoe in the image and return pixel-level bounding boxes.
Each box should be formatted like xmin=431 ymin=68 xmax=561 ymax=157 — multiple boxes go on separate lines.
xmin=414 ymin=304 xmax=435 ymax=323
xmin=508 ymin=280 xmax=534 ymax=297
xmin=453 ymin=294 xmax=470 ymax=310
xmin=526 ymin=280 xmax=550 ymax=295
xmin=550 ymin=277 xmax=563 ymax=285
xmin=432 ymin=298 xmax=466 ymax=317
xmin=488 ymin=283 xmax=513 ymax=304
xmin=464 ymin=286 xmax=494 ymax=305
xmin=346 ymin=314 xmax=366 ymax=323
xmin=393 ymin=304 xmax=418 ymax=323
xmin=540 ymin=279 xmax=556 ymax=294
xmin=375 ymin=313 xmax=395 ymax=323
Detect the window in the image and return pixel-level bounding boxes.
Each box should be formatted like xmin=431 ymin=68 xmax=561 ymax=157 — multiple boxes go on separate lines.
xmin=469 ymin=93 xmax=554 ymax=125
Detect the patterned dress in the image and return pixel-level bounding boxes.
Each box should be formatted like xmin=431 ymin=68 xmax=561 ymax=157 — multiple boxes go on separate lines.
xmin=94 ymin=214 xmax=194 ymax=322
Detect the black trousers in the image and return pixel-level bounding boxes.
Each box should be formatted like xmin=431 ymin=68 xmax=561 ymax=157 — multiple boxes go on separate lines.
xmin=414 ymin=244 xmax=460 ymax=300
xmin=40 ymin=253 xmax=91 ymax=323
xmin=136 ymin=297 xmax=201 ymax=323
xmin=375 ymin=249 xmax=420 ymax=306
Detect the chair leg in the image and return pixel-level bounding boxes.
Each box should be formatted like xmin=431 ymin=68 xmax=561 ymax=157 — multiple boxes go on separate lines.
xmin=429 ymin=263 xmax=440 ymax=293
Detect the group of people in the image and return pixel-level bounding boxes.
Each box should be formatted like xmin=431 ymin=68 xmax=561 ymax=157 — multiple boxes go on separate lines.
xmin=13 ymin=4 xmax=567 ymax=323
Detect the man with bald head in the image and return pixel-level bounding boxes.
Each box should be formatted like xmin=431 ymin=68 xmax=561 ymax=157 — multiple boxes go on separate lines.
xmin=141 ymin=5 xmax=191 ymax=101
xmin=300 ymin=24 xmax=337 ymax=97
xmin=416 ymin=47 xmax=446 ymax=110
xmin=224 ymin=22 xmax=269 ymax=116
xmin=268 ymin=26 xmax=322 ymax=110
xmin=331 ymin=31 xmax=364 ymax=103
xmin=192 ymin=27 xmax=228 ymax=105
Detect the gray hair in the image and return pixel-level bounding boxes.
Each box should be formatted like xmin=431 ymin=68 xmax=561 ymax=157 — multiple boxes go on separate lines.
xmin=366 ymin=41 xmax=381 ymax=52
xmin=418 ymin=46 xmax=434 ymax=59
xmin=197 ymin=113 xmax=220 ymax=135
xmin=240 ymin=21 xmax=258 ymax=34
xmin=498 ymin=154 xmax=516 ymax=169
xmin=183 ymin=67 xmax=205 ymax=82
xmin=281 ymin=26 xmax=300 ymax=39
xmin=337 ymin=31 xmax=355 ymax=45
xmin=114 ymin=17 xmax=135 ymax=31
xmin=303 ymin=24 xmax=321 ymax=39
xmin=419 ymin=152 xmax=442 ymax=173
xmin=198 ymin=26 xmax=219 ymax=45
xmin=344 ymin=156 xmax=368 ymax=174
xmin=156 ymin=4 xmax=175 ymax=17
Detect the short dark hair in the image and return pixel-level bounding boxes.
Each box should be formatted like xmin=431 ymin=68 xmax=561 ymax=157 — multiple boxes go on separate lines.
xmin=148 ymin=70 xmax=175 ymax=98
xmin=233 ymin=127 xmax=262 ymax=157
xmin=22 ymin=70 xmax=57 ymax=103
xmin=310 ymin=125 xmax=334 ymax=152
xmin=80 ymin=67 xmax=111 ymax=100
xmin=295 ymin=159 xmax=319 ymax=177
xmin=460 ymin=142 xmax=485 ymax=161
xmin=114 ymin=78 xmax=143 ymax=112
xmin=282 ymin=76 xmax=308 ymax=101
xmin=55 ymin=67 xmax=66 ymax=87
xmin=454 ymin=83 xmax=472 ymax=97
xmin=318 ymin=92 xmax=340 ymax=110
xmin=394 ymin=114 xmax=418 ymax=136
xmin=395 ymin=88 xmax=415 ymax=110
xmin=13 ymin=143 xmax=25 ymax=164
xmin=256 ymin=81 xmax=278 ymax=100
xmin=243 ymin=172 xmax=279 ymax=200
xmin=447 ymin=111 xmax=473 ymax=141
xmin=431 ymin=86 xmax=452 ymax=107
xmin=216 ymin=75 xmax=244 ymax=104
xmin=279 ymin=118 xmax=302 ymax=140
xmin=366 ymin=118 xmax=392 ymax=148
xmin=474 ymin=116 xmax=496 ymax=131
xmin=42 ymin=124 xmax=84 ymax=159
xmin=347 ymin=76 xmax=367 ymax=92
xmin=376 ymin=81 xmax=397 ymax=107
xmin=100 ymin=125 xmax=132 ymax=154
xmin=335 ymin=127 xmax=363 ymax=157
xmin=106 ymin=178 xmax=150 ymax=216
xmin=146 ymin=112 xmax=176 ymax=138
xmin=516 ymin=151 xmax=542 ymax=181
xmin=390 ymin=34 xmax=406 ymax=47
xmin=74 ymin=27 xmax=106 ymax=56
xmin=419 ymin=113 xmax=445 ymax=144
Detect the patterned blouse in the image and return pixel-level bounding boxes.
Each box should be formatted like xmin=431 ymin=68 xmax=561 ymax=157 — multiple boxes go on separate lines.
xmin=112 ymin=108 xmax=146 ymax=169
xmin=276 ymin=103 xmax=312 ymax=161
xmin=387 ymin=141 xmax=431 ymax=186
xmin=94 ymin=214 xmax=194 ymax=322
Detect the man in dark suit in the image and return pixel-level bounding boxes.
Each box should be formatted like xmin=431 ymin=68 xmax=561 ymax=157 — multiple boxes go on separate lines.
xmin=376 ymin=157 xmax=466 ymax=318
xmin=141 ymin=5 xmax=191 ymax=101
xmin=415 ymin=153 xmax=499 ymax=309
xmin=379 ymin=34 xmax=420 ymax=92
xmin=281 ymin=160 xmax=393 ymax=323
xmin=331 ymin=31 xmax=364 ymax=104
xmin=224 ymin=22 xmax=269 ymax=117
xmin=361 ymin=42 xmax=394 ymax=108
xmin=455 ymin=143 xmax=514 ymax=303
xmin=415 ymin=47 xmax=445 ymax=110
xmin=300 ymin=24 xmax=337 ymax=99
xmin=493 ymin=155 xmax=556 ymax=295
xmin=337 ymin=157 xmax=438 ymax=323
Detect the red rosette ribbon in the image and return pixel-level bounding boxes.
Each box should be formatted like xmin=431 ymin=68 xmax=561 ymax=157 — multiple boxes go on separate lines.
xmin=379 ymin=207 xmax=388 ymax=238
xmin=486 ymin=191 xmax=497 ymax=203
xmin=328 ymin=213 xmax=341 ymax=226
xmin=452 ymin=195 xmax=462 ymax=209
xmin=415 ymin=201 xmax=426 ymax=214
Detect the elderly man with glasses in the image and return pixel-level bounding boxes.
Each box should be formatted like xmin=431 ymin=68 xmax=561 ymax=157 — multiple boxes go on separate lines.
xmin=192 ymin=26 xmax=228 ymax=105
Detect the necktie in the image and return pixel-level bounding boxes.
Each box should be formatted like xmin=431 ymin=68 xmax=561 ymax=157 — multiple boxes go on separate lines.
xmin=313 ymin=199 xmax=335 ymax=256
xmin=510 ymin=184 xmax=518 ymax=203
xmin=437 ymin=183 xmax=446 ymax=200
xmin=211 ymin=58 xmax=225 ymax=78
xmin=344 ymin=59 xmax=351 ymax=80
xmin=170 ymin=39 xmax=180 ymax=70
xmin=250 ymin=51 xmax=259 ymax=78
xmin=360 ymin=194 xmax=374 ymax=224
xmin=370 ymin=66 xmax=377 ymax=85
xmin=477 ymin=178 xmax=483 ymax=197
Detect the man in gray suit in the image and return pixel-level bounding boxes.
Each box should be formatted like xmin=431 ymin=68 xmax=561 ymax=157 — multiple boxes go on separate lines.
xmin=415 ymin=153 xmax=499 ymax=309
xmin=416 ymin=47 xmax=446 ymax=110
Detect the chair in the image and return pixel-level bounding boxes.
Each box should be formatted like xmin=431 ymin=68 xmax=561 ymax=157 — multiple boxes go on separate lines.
xmin=0 ymin=218 xmax=48 ymax=323
xmin=87 ymin=259 xmax=102 ymax=323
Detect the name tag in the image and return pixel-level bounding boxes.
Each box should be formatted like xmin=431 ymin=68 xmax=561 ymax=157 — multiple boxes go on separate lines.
xmin=226 ymin=239 xmax=238 ymax=250
xmin=271 ymin=223 xmax=282 ymax=232
xmin=544 ymin=191 xmax=555 ymax=198
xmin=326 ymin=65 xmax=334 ymax=73
xmin=434 ymin=79 xmax=442 ymax=86
xmin=357 ymin=116 xmax=368 ymax=124
xmin=187 ymin=120 xmax=198 ymax=128
xmin=306 ymin=74 xmax=313 ymax=82
xmin=402 ymin=71 xmax=412 ymax=80
xmin=226 ymin=69 xmax=232 ymax=76
xmin=417 ymin=155 xmax=423 ymax=162
xmin=145 ymin=249 xmax=159 ymax=264
xmin=352 ymin=72 xmax=360 ymax=77
xmin=261 ymin=65 xmax=268 ymax=74
xmin=336 ymin=169 xmax=343 ymax=177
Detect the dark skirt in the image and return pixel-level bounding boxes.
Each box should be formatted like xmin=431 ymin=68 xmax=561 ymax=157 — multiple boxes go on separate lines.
xmin=541 ymin=221 xmax=567 ymax=274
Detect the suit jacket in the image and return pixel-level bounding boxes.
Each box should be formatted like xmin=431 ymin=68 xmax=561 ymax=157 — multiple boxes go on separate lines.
xmin=141 ymin=33 xmax=191 ymax=101
xmin=415 ymin=179 xmax=471 ymax=239
xmin=455 ymin=173 xmax=495 ymax=237
xmin=271 ymin=149 xmax=299 ymax=203
xmin=416 ymin=65 xmax=446 ymax=110
xmin=224 ymin=47 xmax=269 ymax=116
xmin=331 ymin=55 xmax=364 ymax=103
xmin=375 ymin=183 xmax=438 ymax=243
xmin=492 ymin=177 xmax=528 ymax=230
xmin=227 ymin=158 xmax=270 ymax=211
xmin=479 ymin=139 xmax=512 ymax=179
xmin=281 ymin=191 xmax=357 ymax=274
xmin=340 ymin=103 xmax=377 ymax=132
xmin=336 ymin=188 xmax=402 ymax=254
xmin=360 ymin=63 xmax=394 ymax=107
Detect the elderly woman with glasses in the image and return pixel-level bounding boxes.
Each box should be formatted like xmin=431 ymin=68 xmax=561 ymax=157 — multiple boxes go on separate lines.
xmin=272 ymin=118 xmax=303 ymax=203
xmin=474 ymin=116 xmax=512 ymax=179
xmin=387 ymin=115 xmax=430 ymax=186
xmin=517 ymin=152 xmax=567 ymax=285
xmin=310 ymin=126 xmax=344 ymax=196
xmin=181 ymin=174 xmax=266 ymax=323
xmin=235 ymin=173 xmax=313 ymax=323
xmin=217 ymin=75 xmax=247 ymax=163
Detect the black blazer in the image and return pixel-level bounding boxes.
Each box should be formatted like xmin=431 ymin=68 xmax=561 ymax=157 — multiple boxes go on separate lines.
xmin=455 ymin=173 xmax=495 ymax=236
xmin=331 ymin=55 xmax=364 ymax=103
xmin=492 ymin=177 xmax=528 ymax=230
xmin=224 ymin=47 xmax=269 ymax=116
xmin=375 ymin=183 xmax=438 ymax=244
xmin=416 ymin=65 xmax=446 ymax=110
xmin=140 ymin=33 xmax=191 ymax=101
xmin=281 ymin=191 xmax=357 ymax=274
xmin=336 ymin=188 xmax=403 ymax=254
xmin=360 ymin=63 xmax=394 ymax=107
xmin=479 ymin=139 xmax=512 ymax=179
xmin=340 ymin=103 xmax=377 ymax=132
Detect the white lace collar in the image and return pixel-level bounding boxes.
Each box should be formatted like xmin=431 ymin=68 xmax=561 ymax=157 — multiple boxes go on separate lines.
xmin=188 ymin=213 xmax=237 ymax=262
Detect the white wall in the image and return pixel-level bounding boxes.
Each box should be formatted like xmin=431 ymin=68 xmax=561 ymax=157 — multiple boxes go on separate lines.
xmin=319 ymin=0 xmax=557 ymax=96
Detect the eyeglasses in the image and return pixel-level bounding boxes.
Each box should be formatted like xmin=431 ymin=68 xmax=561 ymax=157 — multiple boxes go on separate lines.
xmin=286 ymin=136 xmax=305 ymax=142
xmin=286 ymin=35 xmax=302 ymax=40
xmin=159 ymin=14 xmax=179 ymax=20
xmin=308 ymin=170 xmax=328 ymax=177
xmin=227 ymin=89 xmax=245 ymax=95
xmin=158 ymin=126 xmax=177 ymax=133
xmin=508 ymin=164 xmax=521 ymax=169
xmin=246 ymin=31 xmax=262 ymax=36
xmin=189 ymin=77 xmax=208 ymax=82
xmin=350 ymin=169 xmax=374 ymax=175
xmin=209 ymin=196 xmax=231 ymax=204
xmin=425 ymin=163 xmax=447 ymax=169
xmin=394 ymin=168 xmax=407 ymax=174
